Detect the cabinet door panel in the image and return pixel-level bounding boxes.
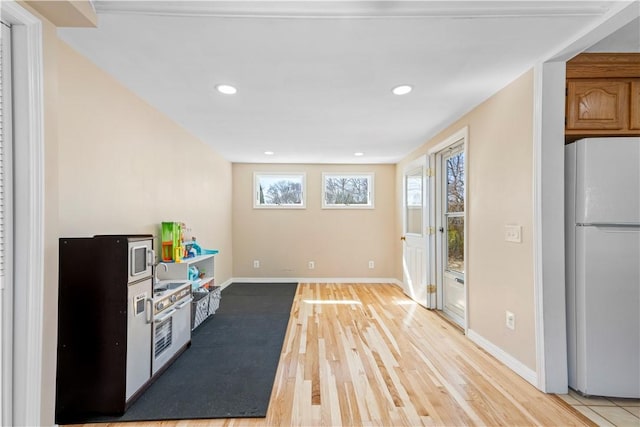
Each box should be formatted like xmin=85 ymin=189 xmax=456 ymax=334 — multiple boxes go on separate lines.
xmin=631 ymin=80 xmax=640 ymax=130
xmin=567 ymin=80 xmax=628 ymax=130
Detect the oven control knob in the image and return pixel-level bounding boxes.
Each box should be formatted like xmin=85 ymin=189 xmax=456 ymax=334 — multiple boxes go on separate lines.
xmin=156 ymin=301 xmax=164 ymax=310
xmin=170 ymin=295 xmax=177 ymax=303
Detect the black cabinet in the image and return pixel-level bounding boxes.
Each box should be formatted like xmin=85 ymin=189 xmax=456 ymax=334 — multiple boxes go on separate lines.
xmin=55 ymin=235 xmax=153 ymax=424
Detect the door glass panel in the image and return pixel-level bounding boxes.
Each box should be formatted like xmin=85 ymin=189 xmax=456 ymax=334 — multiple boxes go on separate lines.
xmin=440 ymin=142 xmax=465 ymax=327
xmin=406 ymin=168 xmax=423 ymax=235
xmin=446 ymin=151 xmax=464 ymax=213
xmin=446 ymin=216 xmax=464 ymax=273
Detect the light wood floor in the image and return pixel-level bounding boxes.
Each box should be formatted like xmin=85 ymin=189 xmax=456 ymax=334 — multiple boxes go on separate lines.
xmin=71 ymin=283 xmax=594 ymax=427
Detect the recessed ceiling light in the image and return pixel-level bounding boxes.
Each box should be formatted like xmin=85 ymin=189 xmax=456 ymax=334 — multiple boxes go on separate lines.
xmin=392 ymin=85 xmax=412 ymax=95
xmin=216 ymin=84 xmax=237 ymax=95
xmin=264 ymin=151 xmax=274 ymax=155
xmin=354 ymin=152 xmax=364 ymax=157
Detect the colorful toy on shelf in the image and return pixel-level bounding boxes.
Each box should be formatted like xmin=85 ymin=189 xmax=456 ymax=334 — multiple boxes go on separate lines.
xmin=174 ymin=245 xmax=183 ymax=263
xmin=190 ymin=237 xmax=202 ymax=256
xmin=161 ymin=222 xmax=179 ymax=262
xmin=159 ymin=222 xmax=214 ymax=262
xmin=188 ymin=265 xmax=200 ymax=281
xmin=161 ymin=221 xmax=185 ymax=262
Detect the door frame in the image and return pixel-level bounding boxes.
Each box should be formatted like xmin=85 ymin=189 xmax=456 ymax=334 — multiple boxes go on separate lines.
xmin=0 ymin=2 xmax=45 ymax=425
xmin=429 ymin=126 xmax=469 ymax=331
xmin=0 ymin=18 xmax=13 ymax=427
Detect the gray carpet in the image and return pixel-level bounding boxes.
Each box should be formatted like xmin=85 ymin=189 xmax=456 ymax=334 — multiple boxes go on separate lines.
xmin=85 ymin=282 xmax=297 ymax=423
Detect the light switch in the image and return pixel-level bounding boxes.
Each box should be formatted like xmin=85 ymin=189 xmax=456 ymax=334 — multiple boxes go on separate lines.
xmin=504 ymin=225 xmax=522 ymax=243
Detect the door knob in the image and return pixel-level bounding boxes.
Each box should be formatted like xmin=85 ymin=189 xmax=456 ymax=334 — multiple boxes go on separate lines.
xmin=439 ymin=227 xmax=444 ymax=233
xmin=400 ymin=236 xmax=406 ymax=241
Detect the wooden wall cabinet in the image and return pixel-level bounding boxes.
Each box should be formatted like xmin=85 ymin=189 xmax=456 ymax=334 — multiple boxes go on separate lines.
xmin=566 ymin=80 xmax=629 ymax=130
xmin=565 ymin=53 xmax=640 ymax=141
xmin=631 ymin=81 xmax=640 ymax=130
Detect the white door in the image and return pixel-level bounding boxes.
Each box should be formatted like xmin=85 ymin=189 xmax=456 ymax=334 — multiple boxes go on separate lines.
xmin=573 ymin=225 xmax=640 ymax=398
xmin=402 ymin=156 xmax=434 ymax=308
xmin=573 ymin=137 xmax=640 ymax=224
xmin=436 ymin=143 xmax=466 ymax=327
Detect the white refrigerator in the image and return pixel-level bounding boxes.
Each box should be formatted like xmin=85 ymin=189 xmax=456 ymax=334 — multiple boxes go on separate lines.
xmin=565 ymin=137 xmax=640 ymax=398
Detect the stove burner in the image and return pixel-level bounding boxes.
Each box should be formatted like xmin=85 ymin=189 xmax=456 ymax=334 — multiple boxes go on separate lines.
xmin=152 ymin=282 xmax=191 ymax=314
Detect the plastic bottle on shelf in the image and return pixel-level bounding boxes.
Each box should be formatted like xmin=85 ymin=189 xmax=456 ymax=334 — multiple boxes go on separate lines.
xmin=188 ymin=265 xmax=199 ymax=281
xmin=191 ymin=237 xmax=202 ymax=256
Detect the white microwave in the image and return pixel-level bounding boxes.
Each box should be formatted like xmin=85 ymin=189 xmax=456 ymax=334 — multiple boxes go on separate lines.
xmin=128 ymin=239 xmax=153 ymax=282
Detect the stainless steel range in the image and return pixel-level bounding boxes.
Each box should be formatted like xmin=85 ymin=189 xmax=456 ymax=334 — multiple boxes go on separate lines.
xmin=152 ymin=281 xmax=192 ymax=375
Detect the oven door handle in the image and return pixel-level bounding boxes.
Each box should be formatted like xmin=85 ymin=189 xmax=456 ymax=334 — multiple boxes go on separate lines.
xmin=145 ymin=298 xmax=154 ymax=324
xmin=176 ymin=297 xmax=193 ymax=310
xmin=154 ymin=308 xmax=177 ymax=323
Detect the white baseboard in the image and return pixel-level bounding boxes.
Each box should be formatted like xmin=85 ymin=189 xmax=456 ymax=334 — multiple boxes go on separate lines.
xmin=231 ymin=277 xmax=400 ymax=284
xmin=466 ymin=329 xmax=538 ymax=386
xmin=390 ymin=278 xmax=404 ymax=287
xmin=217 ymin=278 xmax=234 ymax=290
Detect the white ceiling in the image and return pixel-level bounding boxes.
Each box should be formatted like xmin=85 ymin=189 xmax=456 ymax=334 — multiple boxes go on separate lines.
xmin=58 ymin=1 xmax=635 ymax=164
xmin=587 ymin=15 xmax=640 ymax=51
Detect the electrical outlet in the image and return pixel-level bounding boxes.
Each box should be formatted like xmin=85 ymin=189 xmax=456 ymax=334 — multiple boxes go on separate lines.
xmin=253 ymin=260 xmax=260 ymax=268
xmin=308 ymin=261 xmax=315 ymax=270
xmin=506 ymin=311 xmax=515 ymax=330
xmin=504 ymin=225 xmax=522 ymax=243
xmin=368 ymin=260 xmax=375 ymax=269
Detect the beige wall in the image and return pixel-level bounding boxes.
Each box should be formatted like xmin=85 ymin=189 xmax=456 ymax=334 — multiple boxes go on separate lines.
xmin=56 ymin=40 xmax=233 ymax=282
xmin=233 ymin=163 xmax=396 ymax=278
xmin=40 ymin=10 xmax=62 ymax=427
xmin=396 ymin=70 xmax=536 ymax=370
xmin=16 ymin=3 xmax=233 ymax=423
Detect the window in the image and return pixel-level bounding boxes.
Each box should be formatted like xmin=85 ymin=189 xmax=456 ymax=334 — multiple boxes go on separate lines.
xmin=322 ymin=173 xmax=374 ymax=209
xmin=405 ymin=167 xmax=423 ymax=234
xmin=254 ymin=172 xmax=306 ymax=208
xmin=444 ymin=148 xmax=464 ymax=274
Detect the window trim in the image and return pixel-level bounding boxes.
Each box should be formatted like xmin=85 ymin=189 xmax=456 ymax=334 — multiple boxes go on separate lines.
xmin=253 ymin=172 xmax=306 ymax=209
xmin=321 ymin=172 xmax=374 ymax=209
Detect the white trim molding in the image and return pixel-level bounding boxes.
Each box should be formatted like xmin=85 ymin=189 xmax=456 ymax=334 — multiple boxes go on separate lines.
xmin=1 ymin=1 xmax=45 ymax=425
xmin=217 ymin=278 xmax=234 ymax=290
xmin=532 ymin=60 xmax=568 ymax=394
xmin=427 ymin=126 xmax=468 ymax=156
xmin=93 ymin=1 xmax=612 ymax=19
xmin=467 ymin=329 xmax=538 ymax=386
xmin=232 ymin=277 xmax=402 ymax=285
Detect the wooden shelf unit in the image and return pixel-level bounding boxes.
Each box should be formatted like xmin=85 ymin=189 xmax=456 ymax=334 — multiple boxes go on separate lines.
xmin=156 ymin=253 xmax=216 ymax=289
